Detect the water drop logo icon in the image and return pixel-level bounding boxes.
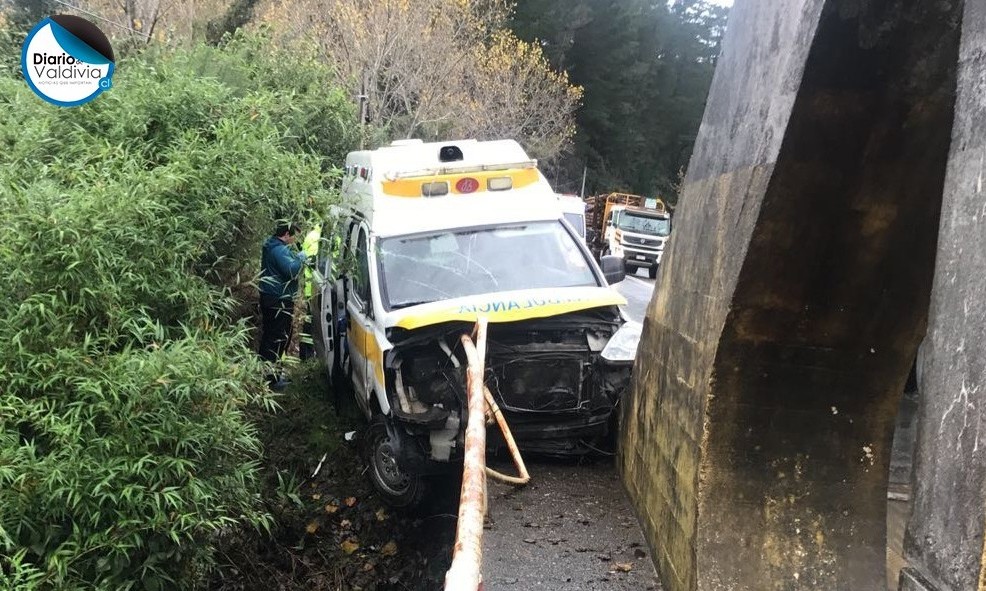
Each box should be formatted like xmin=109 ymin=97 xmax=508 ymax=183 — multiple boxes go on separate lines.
xmin=21 ymin=15 xmax=115 ymax=107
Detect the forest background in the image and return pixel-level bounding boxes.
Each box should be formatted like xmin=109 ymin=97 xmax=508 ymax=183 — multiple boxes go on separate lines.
xmin=6 ymin=0 xmax=727 ymax=199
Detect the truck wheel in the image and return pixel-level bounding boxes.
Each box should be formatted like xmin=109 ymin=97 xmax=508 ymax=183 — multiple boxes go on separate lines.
xmin=366 ymin=416 xmax=426 ymax=508
xmin=648 ymin=265 xmax=658 ymax=279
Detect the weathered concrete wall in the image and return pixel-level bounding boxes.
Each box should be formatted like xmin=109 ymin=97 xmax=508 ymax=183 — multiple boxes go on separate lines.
xmin=900 ymin=2 xmax=986 ymax=589
xmin=618 ymin=1 xmax=826 ymax=588
xmin=620 ymin=1 xmax=962 ymax=589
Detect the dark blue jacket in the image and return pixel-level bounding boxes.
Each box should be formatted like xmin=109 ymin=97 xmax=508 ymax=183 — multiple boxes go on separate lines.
xmin=260 ymin=236 xmax=307 ymax=300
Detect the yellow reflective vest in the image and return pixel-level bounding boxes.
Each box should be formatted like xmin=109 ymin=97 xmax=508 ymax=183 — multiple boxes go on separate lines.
xmin=302 ymin=225 xmax=321 ymax=298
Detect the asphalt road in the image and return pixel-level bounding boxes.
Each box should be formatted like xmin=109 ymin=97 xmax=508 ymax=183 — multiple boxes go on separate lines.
xmin=613 ymin=269 xmax=658 ymax=323
xmin=481 ymin=270 xmax=660 ymax=590
xmin=482 ymin=460 xmax=661 ymax=590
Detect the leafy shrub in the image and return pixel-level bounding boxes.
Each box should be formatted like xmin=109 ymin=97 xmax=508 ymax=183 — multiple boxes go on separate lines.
xmin=0 ymin=34 xmax=356 ymax=590
xmin=182 ymin=29 xmax=359 ymax=167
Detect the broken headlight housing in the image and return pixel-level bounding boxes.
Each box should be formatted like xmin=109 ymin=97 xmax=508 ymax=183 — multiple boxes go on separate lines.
xmin=600 ymin=320 xmax=642 ymax=363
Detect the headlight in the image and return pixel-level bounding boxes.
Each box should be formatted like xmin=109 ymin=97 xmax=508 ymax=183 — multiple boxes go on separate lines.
xmin=601 ymin=320 xmax=642 ymax=363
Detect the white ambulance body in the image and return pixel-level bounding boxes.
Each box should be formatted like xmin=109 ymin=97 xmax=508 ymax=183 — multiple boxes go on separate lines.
xmin=311 ymin=139 xmax=637 ymax=506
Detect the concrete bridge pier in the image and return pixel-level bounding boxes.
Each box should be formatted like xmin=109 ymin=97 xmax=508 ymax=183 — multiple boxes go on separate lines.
xmin=899 ymin=2 xmax=986 ymax=589
xmin=619 ymin=0 xmax=966 ymax=589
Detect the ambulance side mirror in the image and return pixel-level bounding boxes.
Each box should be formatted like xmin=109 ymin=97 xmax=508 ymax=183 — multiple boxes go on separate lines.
xmin=600 ymin=255 xmax=626 ymax=284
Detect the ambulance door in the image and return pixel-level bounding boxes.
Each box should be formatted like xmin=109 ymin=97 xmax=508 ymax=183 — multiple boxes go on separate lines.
xmin=312 ymin=221 xmax=334 ymax=376
xmin=347 ymin=223 xmax=374 ymax=414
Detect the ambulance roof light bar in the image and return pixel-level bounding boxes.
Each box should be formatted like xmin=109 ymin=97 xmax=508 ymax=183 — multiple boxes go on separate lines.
xmin=383 ymin=159 xmax=538 ymax=181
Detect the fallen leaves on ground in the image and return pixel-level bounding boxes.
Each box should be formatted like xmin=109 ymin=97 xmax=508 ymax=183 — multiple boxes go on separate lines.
xmin=341 ymin=539 xmax=360 ymax=554
xmin=209 ymin=370 xmax=456 ymax=591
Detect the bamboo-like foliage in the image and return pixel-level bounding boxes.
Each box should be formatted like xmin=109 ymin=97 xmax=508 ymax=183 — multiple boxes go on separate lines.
xmin=0 ymin=34 xmax=356 ymax=589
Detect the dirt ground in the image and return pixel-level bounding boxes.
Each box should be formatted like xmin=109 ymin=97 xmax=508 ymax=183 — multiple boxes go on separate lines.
xmin=210 ymin=363 xmax=456 ymax=591
xmin=209 ymin=362 xmax=661 ymax=591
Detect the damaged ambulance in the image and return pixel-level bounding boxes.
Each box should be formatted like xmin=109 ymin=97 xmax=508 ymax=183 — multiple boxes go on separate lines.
xmin=310 ymin=139 xmax=642 ymax=506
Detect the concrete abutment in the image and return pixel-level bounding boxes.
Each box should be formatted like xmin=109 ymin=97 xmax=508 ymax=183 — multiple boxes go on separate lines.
xmin=618 ymin=0 xmax=985 ymax=589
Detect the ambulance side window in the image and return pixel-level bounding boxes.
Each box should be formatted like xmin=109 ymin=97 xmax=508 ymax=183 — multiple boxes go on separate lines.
xmin=353 ymin=227 xmax=371 ymax=307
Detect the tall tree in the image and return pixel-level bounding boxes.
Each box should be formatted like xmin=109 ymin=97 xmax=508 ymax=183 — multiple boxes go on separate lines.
xmin=511 ymin=0 xmax=729 ymax=199
xmin=259 ymin=0 xmax=581 ymax=162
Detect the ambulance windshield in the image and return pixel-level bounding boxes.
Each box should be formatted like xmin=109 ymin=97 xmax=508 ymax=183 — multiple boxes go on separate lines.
xmin=378 ymin=221 xmax=598 ymax=310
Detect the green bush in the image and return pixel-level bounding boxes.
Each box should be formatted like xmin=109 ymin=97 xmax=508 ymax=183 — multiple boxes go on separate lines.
xmin=182 ymin=30 xmax=359 ymax=167
xmin=0 ymin=35 xmax=356 ymax=590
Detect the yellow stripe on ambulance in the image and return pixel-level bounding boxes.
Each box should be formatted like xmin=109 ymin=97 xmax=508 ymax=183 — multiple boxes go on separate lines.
xmin=394 ymin=292 xmax=627 ymax=331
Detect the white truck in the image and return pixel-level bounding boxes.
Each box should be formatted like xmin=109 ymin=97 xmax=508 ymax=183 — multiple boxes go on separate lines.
xmin=585 ymin=193 xmax=672 ymax=279
xmin=605 ymin=203 xmax=672 ymax=279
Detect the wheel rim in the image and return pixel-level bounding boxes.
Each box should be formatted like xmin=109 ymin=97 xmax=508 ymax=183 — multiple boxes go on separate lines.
xmin=371 ymin=434 xmax=411 ymax=496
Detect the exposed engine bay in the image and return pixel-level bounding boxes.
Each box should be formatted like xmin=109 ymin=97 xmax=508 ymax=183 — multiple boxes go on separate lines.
xmin=383 ymin=308 xmax=633 ymax=470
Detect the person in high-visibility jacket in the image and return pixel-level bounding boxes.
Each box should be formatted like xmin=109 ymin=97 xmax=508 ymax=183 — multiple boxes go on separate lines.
xmin=299 ymin=223 xmax=321 ymax=360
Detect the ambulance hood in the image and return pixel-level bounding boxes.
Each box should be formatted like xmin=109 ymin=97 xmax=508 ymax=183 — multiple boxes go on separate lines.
xmin=381 ymin=285 xmax=627 ymax=331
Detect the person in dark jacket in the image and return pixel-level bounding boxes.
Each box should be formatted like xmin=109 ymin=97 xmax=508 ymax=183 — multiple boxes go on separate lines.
xmin=258 ymin=221 xmax=307 ymax=389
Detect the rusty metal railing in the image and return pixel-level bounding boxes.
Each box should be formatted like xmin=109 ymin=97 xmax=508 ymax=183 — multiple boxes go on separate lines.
xmin=483 ymin=385 xmax=530 ymax=486
xmin=444 ymin=319 xmax=489 ymax=591
xmin=444 ymin=319 xmax=531 ymax=591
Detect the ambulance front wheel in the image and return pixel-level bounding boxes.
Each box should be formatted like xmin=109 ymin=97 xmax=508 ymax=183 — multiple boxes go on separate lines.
xmin=366 ymin=416 xmax=426 ymax=508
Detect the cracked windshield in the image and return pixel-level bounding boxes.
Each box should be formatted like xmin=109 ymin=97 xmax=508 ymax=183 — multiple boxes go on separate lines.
xmin=378 ymin=221 xmax=597 ymax=310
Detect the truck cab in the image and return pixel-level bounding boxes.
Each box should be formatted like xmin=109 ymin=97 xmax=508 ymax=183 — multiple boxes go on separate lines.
xmin=604 ymin=203 xmax=671 ymax=279
xmin=310 ymin=139 xmax=641 ymax=507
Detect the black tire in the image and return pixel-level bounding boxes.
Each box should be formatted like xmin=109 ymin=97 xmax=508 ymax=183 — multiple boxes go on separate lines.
xmin=648 ymin=265 xmax=658 ymax=279
xmin=365 ymin=416 xmax=426 ymax=508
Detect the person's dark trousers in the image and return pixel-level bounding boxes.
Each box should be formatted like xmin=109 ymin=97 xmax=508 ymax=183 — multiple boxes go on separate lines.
xmin=299 ymin=318 xmax=315 ymax=360
xmin=259 ymin=293 xmax=295 ymax=385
